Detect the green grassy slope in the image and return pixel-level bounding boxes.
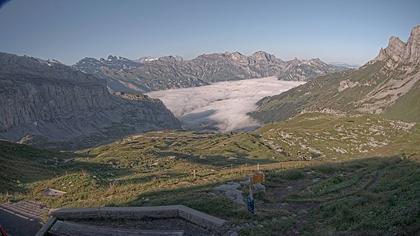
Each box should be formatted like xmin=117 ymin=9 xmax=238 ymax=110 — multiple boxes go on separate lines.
xmin=258 ymin=113 xmax=415 ymax=161
xmin=251 ymin=61 xmax=420 ymax=124
xmin=1 ymin=113 xmax=419 ymax=234
xmin=0 ymin=141 xmax=73 ymax=193
xmin=250 ymin=63 xmax=385 ymax=122
xmin=241 ymin=155 xmax=420 ymax=235
xmin=0 ymin=113 xmax=420 ymax=232
xmin=384 ymin=79 xmax=420 ymax=122
xmin=0 ymin=131 xmax=281 ymax=207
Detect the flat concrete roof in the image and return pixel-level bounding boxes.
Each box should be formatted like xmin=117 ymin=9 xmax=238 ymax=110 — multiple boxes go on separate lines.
xmin=36 ymin=205 xmax=235 ymax=236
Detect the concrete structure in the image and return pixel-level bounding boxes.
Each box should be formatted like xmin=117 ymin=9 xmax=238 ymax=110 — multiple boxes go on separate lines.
xmin=36 ymin=205 xmax=236 ymax=236
xmin=0 ymin=201 xmax=48 ymax=220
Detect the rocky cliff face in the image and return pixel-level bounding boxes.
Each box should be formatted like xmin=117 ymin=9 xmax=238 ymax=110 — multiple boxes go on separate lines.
xmin=370 ymin=25 xmax=420 ymax=67
xmin=358 ymin=25 xmax=420 ymax=114
xmin=74 ymin=51 xmax=345 ymax=92
xmin=252 ymin=25 xmax=420 ymax=123
xmin=0 ymin=52 xmax=181 ymax=149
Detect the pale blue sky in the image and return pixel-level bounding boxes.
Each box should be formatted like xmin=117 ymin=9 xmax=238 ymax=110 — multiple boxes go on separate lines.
xmin=0 ymin=0 xmax=419 ymax=65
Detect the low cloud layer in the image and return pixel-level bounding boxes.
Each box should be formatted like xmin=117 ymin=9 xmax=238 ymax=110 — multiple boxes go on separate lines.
xmin=147 ymin=77 xmax=304 ymax=132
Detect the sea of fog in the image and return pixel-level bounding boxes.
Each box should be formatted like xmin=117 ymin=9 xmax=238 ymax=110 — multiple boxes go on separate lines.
xmin=147 ymin=77 xmax=305 ymax=132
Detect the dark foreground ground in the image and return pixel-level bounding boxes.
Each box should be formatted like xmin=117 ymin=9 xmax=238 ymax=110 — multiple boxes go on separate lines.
xmin=0 ymin=209 xmax=42 ymax=236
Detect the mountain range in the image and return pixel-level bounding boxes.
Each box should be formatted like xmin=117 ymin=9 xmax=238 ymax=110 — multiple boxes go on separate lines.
xmin=1 ymin=16 xmax=420 ymax=236
xmin=0 ymin=50 xmax=347 ymax=149
xmin=0 ymin=52 xmax=180 ymax=149
xmin=73 ymin=51 xmax=346 ymax=93
xmin=251 ymin=25 xmax=420 ymax=123
xmin=2 ymin=25 xmax=418 ymax=150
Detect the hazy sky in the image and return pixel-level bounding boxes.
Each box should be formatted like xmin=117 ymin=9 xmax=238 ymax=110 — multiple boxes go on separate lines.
xmin=1 ymin=0 xmax=419 ymax=65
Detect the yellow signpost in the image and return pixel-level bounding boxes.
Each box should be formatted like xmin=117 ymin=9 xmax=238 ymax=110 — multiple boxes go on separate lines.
xmin=248 ymin=168 xmax=265 ymax=215
xmin=250 ymin=171 xmax=265 ymax=184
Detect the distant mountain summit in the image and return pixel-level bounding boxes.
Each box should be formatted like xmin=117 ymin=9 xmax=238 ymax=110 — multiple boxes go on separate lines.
xmin=76 ymin=55 xmax=142 ymax=74
xmin=279 ymin=58 xmax=342 ymax=81
xmin=251 ymin=25 xmax=420 ymax=123
xmin=0 ymin=52 xmax=180 ymax=149
xmin=370 ymin=25 xmax=420 ymax=67
xmin=73 ymin=51 xmax=346 ymax=92
xmin=330 ymin=62 xmax=360 ymax=69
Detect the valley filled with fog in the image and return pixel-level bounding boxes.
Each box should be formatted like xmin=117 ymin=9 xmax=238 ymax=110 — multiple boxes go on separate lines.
xmin=147 ymin=77 xmax=304 ymax=132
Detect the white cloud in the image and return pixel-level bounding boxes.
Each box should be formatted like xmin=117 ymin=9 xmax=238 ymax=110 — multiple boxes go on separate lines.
xmin=147 ymin=77 xmax=304 ymax=132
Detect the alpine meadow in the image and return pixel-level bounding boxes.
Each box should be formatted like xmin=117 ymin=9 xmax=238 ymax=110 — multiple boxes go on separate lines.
xmin=0 ymin=1 xmax=420 ymax=235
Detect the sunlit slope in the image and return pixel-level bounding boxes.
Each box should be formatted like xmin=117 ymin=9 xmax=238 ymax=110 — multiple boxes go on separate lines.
xmin=252 ymin=26 xmax=420 ymax=124
xmin=258 ymin=113 xmax=417 ymax=160
xmin=383 ymin=79 xmax=420 ymax=122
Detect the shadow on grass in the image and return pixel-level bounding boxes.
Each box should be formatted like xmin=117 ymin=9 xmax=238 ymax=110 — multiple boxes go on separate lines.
xmin=0 ymin=140 xmax=134 ymax=194
xmin=113 ymin=154 xmax=420 ymax=235
xmin=155 ymin=149 xmax=277 ymax=167
xmin=115 ymin=171 xmax=188 ymax=186
xmin=115 ymin=178 xmax=252 ymax=221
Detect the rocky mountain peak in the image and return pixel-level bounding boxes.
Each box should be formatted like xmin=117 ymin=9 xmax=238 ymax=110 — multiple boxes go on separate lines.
xmin=371 ymin=25 xmax=420 ymax=66
xmin=225 ymin=51 xmax=247 ymax=63
xmin=251 ymin=51 xmax=276 ymax=62
xmin=0 ymin=52 xmax=96 ymax=83
xmin=229 ymin=51 xmax=243 ymax=57
xmin=389 ymin=36 xmax=404 ymax=45
xmin=309 ymin=58 xmax=324 ymax=64
xmin=74 ymin=51 xmax=344 ymax=92
xmin=252 ymin=27 xmax=420 ymax=125
xmin=0 ymin=52 xmax=181 ymax=149
xmin=73 ymin=57 xmax=102 ymax=74
xmin=136 ymin=56 xmax=158 ymax=63
xmin=158 ymin=55 xmax=179 ymax=63
xmin=107 ymin=55 xmax=118 ymax=61
xmin=410 ymin=25 xmax=420 ymax=38
xmin=287 ymin=58 xmax=301 ymax=65
xmin=381 ymin=36 xmax=406 ymax=62
xmin=406 ymin=25 xmax=420 ymax=63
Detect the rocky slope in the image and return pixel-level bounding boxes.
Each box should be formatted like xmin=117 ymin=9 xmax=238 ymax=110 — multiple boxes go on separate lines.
xmin=0 ymin=52 xmax=181 ymax=149
xmin=251 ymin=25 xmax=420 ymax=123
xmin=74 ymin=51 xmax=345 ymax=92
